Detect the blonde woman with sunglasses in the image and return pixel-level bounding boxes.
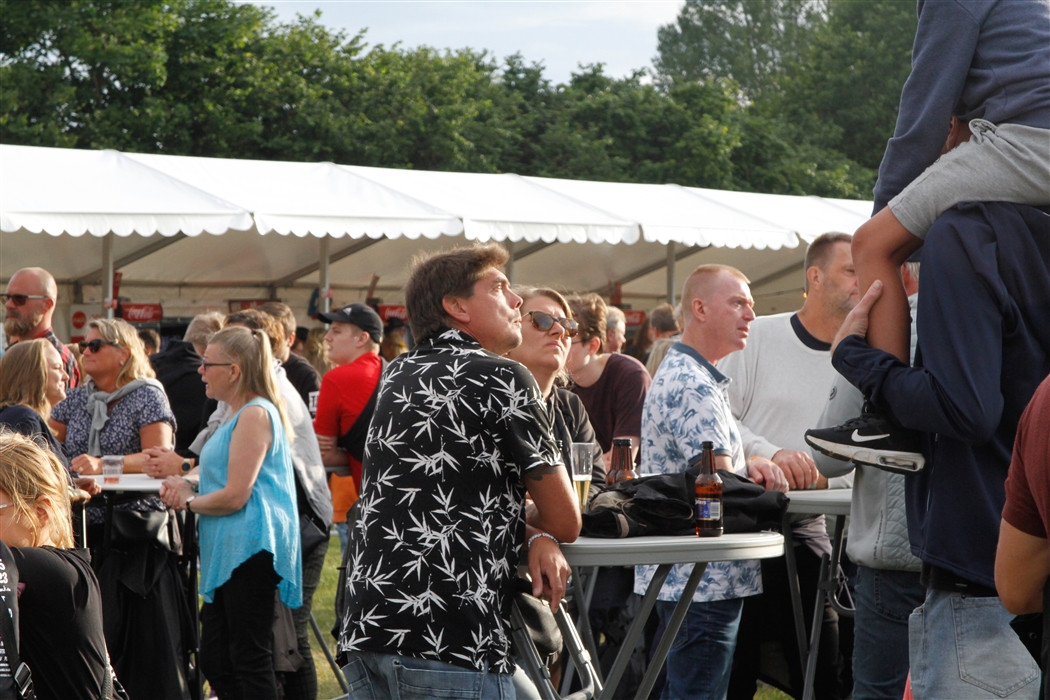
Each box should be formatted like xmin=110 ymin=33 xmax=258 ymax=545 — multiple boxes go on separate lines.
xmin=48 ymin=318 xmax=186 ymax=700
xmin=48 ymin=318 xmax=174 ymax=477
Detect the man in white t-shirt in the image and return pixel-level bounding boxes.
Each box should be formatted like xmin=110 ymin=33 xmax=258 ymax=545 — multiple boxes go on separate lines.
xmin=718 ymin=232 xmax=858 ymax=700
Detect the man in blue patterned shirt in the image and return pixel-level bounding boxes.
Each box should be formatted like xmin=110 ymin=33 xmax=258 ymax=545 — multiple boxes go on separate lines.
xmin=637 ymin=264 xmax=789 ymax=700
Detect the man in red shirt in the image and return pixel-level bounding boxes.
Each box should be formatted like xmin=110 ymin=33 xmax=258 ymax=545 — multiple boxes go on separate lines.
xmin=4 ymin=267 xmax=80 ymax=388
xmin=313 ymin=303 xmax=384 ymax=553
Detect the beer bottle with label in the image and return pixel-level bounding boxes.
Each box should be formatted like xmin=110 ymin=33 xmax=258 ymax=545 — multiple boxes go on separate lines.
xmin=693 ymin=441 xmax=723 ymax=537
xmin=606 ymin=438 xmax=637 ymax=485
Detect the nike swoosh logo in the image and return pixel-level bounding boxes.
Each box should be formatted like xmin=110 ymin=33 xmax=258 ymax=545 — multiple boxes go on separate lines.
xmin=852 ymin=429 xmax=890 ymax=442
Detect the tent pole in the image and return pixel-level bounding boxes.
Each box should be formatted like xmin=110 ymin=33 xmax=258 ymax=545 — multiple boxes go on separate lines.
xmin=319 ymin=237 xmax=331 ymax=314
xmin=666 ymin=242 xmax=676 ymax=306
xmin=103 ymin=233 xmax=115 ymax=319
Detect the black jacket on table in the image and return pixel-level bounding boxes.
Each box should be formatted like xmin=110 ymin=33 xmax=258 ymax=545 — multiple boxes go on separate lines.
xmin=833 ymin=202 xmax=1050 ymax=589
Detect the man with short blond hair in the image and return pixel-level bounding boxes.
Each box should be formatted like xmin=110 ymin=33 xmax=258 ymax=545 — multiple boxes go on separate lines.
xmin=4 ymin=267 xmax=80 ymax=387
xmin=638 ymin=263 xmax=788 ymax=700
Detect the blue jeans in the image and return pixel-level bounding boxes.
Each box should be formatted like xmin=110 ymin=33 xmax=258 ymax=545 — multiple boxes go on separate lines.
xmin=909 ymin=589 xmax=1040 ymax=699
xmin=342 ymin=651 xmax=516 ymax=699
xmin=851 ymin=566 xmax=925 ymax=700
xmin=655 ymin=597 xmax=744 ymax=700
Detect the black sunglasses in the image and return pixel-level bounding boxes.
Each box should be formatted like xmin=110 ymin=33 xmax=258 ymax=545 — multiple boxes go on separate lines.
xmin=2 ymin=293 xmax=49 ymax=307
xmin=525 ymin=310 xmax=578 ymax=338
xmin=78 ymin=338 xmax=121 ymax=353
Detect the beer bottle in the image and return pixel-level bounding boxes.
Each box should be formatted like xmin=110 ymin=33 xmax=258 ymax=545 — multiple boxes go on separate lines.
xmin=693 ymin=441 xmax=723 ymax=537
xmin=606 ymin=438 xmax=637 ymax=485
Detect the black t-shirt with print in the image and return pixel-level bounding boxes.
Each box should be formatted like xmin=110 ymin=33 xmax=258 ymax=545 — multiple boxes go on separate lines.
xmin=339 ymin=328 xmax=561 ymax=674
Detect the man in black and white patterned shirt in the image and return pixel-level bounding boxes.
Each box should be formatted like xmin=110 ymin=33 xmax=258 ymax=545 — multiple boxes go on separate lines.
xmin=339 ymin=244 xmax=581 ymax=698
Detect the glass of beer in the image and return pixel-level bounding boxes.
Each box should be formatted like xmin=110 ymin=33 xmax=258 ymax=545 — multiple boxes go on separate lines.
xmin=101 ymin=455 xmax=123 ymax=485
xmin=571 ymin=442 xmax=595 ymax=511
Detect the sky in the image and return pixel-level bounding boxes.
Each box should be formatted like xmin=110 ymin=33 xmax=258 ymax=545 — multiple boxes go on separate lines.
xmin=243 ymin=1 xmax=685 ymax=84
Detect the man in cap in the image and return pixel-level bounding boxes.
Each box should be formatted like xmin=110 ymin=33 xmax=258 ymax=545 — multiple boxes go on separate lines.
xmin=313 ymin=303 xmax=385 ymax=552
xmin=4 ymin=266 xmax=80 ymax=387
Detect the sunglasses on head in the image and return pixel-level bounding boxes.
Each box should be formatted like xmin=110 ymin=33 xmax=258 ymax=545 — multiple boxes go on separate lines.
xmin=525 ymin=310 xmax=578 ymax=338
xmin=78 ymin=338 xmax=121 ymax=353
xmin=2 ymin=293 xmax=49 ymax=307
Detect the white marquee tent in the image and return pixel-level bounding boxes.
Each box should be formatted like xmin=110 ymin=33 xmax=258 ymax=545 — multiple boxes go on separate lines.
xmin=0 ymin=144 xmax=872 ymax=339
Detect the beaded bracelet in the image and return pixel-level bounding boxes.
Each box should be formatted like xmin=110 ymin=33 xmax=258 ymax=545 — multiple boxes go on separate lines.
xmin=527 ymin=532 xmax=559 ymax=549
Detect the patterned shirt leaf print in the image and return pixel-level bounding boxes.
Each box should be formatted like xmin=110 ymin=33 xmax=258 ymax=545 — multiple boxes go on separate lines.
xmin=635 ymin=342 xmax=763 ymax=603
xmin=338 ymin=328 xmax=561 ymax=674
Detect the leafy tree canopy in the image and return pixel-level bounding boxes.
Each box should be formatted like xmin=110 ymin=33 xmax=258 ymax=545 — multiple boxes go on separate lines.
xmin=1 ymin=0 xmax=893 ymax=198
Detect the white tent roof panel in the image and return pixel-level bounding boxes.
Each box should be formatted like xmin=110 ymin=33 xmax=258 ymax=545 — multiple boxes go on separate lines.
xmin=525 ymin=177 xmax=798 ymax=249
xmin=344 ymin=166 xmax=640 ymax=244
xmin=684 ymin=188 xmax=870 ymax=243
xmin=0 ymin=145 xmax=253 ymax=237
xmin=126 ymin=153 xmax=463 ymax=239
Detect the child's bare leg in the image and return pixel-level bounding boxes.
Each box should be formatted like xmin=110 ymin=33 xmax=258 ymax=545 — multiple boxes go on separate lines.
xmin=852 ymin=207 xmax=924 ymax=363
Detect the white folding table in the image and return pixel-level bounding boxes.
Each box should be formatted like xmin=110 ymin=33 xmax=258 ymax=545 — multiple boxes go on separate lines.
xmin=784 ymin=489 xmax=853 ymax=700
xmin=560 ymin=533 xmax=785 ymax=700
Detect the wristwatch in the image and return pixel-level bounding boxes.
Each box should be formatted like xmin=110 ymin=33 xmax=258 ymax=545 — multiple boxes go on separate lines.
xmin=184 ymin=495 xmax=195 ymax=513
xmin=180 ymin=459 xmax=193 ymax=474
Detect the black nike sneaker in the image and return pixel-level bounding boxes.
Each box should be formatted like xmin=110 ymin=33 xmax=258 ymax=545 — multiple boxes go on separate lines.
xmin=805 ymin=402 xmax=925 ymax=474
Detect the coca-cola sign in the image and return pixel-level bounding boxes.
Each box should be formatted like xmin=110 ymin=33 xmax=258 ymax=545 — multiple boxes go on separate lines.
xmin=121 ymin=303 xmax=163 ymax=323
xmin=378 ymin=305 xmax=408 ymax=322
xmin=623 ymin=310 xmax=646 ymax=329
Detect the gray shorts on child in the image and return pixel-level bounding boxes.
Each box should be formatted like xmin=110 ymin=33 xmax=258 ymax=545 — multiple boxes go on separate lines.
xmin=889 ymin=119 xmax=1050 ymax=238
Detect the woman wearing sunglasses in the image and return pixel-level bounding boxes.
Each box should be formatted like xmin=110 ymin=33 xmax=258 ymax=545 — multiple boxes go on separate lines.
xmin=48 ymin=318 xmax=188 ymax=700
xmin=49 ymin=319 xmax=175 ymax=478
xmin=506 ymin=288 xmax=606 ymax=500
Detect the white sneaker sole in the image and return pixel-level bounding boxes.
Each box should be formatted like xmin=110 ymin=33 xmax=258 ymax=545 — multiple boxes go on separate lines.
xmin=806 ymin=436 xmax=926 ymax=474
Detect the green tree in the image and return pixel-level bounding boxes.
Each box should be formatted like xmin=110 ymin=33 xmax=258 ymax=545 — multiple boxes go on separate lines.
xmin=775 ymin=0 xmax=916 ymax=170
xmin=654 ymin=0 xmax=828 ymax=98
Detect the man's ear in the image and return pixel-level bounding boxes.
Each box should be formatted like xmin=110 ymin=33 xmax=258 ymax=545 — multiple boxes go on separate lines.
xmin=587 ymin=336 xmax=601 ymax=355
xmin=691 ymin=296 xmax=705 ymax=323
xmin=806 ymin=265 xmax=822 ymax=293
xmin=442 ymin=295 xmax=470 ymax=325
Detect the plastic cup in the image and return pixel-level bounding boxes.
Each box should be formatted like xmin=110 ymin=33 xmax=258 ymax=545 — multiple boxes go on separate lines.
xmin=101 ymin=455 xmax=124 ymax=485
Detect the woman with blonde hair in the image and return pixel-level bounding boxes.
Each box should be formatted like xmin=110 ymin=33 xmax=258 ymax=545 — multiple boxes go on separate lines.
xmin=48 ymin=317 xmax=184 ymax=699
xmin=161 ymin=326 xmax=301 ymax=699
xmin=0 ymin=431 xmax=115 ymax=700
xmin=0 ymin=338 xmax=70 ymax=464
xmin=303 ymin=326 xmax=333 ymax=376
xmin=49 ymin=318 xmax=175 ymax=475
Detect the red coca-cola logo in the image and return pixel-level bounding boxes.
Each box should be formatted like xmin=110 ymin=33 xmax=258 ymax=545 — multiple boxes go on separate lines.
xmin=121 ymin=303 xmax=163 ymax=323
xmin=623 ymin=310 xmax=646 ymax=328
xmin=72 ymin=310 xmax=87 ymax=329
xmin=378 ymin=305 xmax=408 ymax=321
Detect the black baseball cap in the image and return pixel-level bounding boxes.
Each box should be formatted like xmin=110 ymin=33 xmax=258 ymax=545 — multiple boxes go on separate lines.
xmin=318 ymin=303 xmax=383 ymax=343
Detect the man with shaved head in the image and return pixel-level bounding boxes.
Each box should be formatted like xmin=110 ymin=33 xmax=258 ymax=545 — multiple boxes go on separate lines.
xmin=637 ymin=264 xmax=789 ymax=700
xmin=4 ymin=267 xmax=80 ymax=387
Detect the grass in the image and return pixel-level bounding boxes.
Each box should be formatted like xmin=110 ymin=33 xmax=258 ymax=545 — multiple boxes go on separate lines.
xmin=311 ymin=535 xmax=346 ymax=700
xmin=307 ymin=537 xmax=796 ymax=700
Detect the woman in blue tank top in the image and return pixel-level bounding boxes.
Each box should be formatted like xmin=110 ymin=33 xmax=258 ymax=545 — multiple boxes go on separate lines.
xmin=160 ymin=326 xmax=301 ymax=699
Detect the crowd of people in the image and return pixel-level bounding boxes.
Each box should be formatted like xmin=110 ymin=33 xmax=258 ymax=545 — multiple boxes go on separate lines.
xmin=1 ymin=2 xmax=1048 ymax=699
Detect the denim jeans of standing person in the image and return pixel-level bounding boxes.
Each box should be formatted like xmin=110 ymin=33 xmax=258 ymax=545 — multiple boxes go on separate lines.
xmin=851 ymin=566 xmax=925 ymax=700
xmin=282 ymin=535 xmax=330 ymax=700
xmin=200 ymin=550 xmax=281 ymax=700
xmin=341 ymin=651 xmax=520 ymax=699
xmin=909 ymin=588 xmax=1040 ymax=700
xmin=654 ymin=597 xmax=745 ymax=700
